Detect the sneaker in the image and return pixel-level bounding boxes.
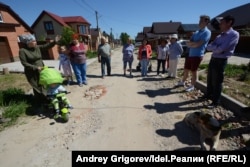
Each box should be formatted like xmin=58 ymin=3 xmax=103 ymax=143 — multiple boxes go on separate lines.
xmin=185 ymin=85 xmax=194 ymax=92
xmin=79 ymin=83 xmax=83 ymax=87
xmin=82 ymin=82 xmax=88 ymax=85
xmin=206 ymin=103 xmax=218 ymax=109
xmin=67 ymin=104 xmax=73 ymax=109
xmin=176 ymin=81 xmax=184 ymax=86
xmin=54 ymin=110 xmax=60 ymax=119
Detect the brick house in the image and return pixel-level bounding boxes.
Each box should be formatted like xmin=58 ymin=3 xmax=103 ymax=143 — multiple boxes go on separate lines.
xmin=90 ymin=28 xmax=102 ymax=51
xmin=0 ymin=2 xmax=33 ymax=64
xmin=31 ymin=10 xmax=91 ymax=59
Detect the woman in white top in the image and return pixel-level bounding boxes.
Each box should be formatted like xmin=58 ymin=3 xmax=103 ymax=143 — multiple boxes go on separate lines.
xmin=168 ymin=34 xmax=183 ymax=78
xmin=156 ymin=38 xmax=169 ymax=76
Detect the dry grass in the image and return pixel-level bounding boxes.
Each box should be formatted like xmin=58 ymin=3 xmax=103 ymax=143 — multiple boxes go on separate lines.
xmin=0 ymin=73 xmax=32 ymax=93
xmin=199 ymin=73 xmax=250 ymax=107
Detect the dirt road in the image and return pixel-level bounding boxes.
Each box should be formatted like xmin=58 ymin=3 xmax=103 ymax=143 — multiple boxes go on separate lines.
xmin=0 ymin=47 xmax=239 ymax=167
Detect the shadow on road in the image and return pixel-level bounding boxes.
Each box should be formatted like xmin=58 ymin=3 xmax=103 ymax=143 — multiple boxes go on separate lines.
xmin=144 ymin=100 xmax=202 ymax=114
xmin=138 ymin=88 xmax=172 ymax=98
xmin=156 ymin=121 xmax=200 ymax=149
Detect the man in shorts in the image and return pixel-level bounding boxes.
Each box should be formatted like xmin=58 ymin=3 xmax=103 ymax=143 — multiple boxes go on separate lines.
xmin=177 ymin=15 xmax=211 ymax=92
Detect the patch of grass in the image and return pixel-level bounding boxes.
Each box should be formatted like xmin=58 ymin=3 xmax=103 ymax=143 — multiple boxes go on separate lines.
xmin=199 ymin=64 xmax=208 ymax=70
xmin=0 ymin=87 xmax=33 ymax=131
xmin=151 ymin=51 xmax=157 ymax=60
xmin=198 ymin=63 xmax=250 ymax=107
xmin=86 ymin=50 xmax=98 ymax=59
xmin=198 ymin=75 xmax=206 ymax=81
xmin=2 ymin=102 xmax=28 ymax=123
xmin=0 ymin=88 xmax=26 ymax=105
xmin=0 ymin=73 xmax=31 ymax=92
xmin=224 ymin=64 xmax=246 ymax=78
xmin=198 ymin=63 xmax=250 ymax=82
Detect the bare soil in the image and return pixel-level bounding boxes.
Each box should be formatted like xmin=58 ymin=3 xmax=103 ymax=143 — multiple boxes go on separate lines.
xmin=0 ymin=48 xmax=249 ymax=167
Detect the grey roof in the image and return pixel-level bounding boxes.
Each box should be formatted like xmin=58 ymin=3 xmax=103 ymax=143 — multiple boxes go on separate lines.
xmin=143 ymin=27 xmax=151 ymax=33
xmin=180 ymin=24 xmax=199 ymax=31
xmin=151 ymin=22 xmax=181 ymax=34
xmin=213 ymin=3 xmax=250 ymax=27
xmin=135 ymin=33 xmax=144 ymax=41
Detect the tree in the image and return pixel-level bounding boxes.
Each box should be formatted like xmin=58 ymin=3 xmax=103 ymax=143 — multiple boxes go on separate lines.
xmin=120 ymin=32 xmax=130 ymax=45
xmin=58 ymin=27 xmax=76 ymax=46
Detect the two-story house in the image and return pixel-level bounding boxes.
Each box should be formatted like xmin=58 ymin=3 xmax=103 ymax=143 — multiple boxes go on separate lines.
xmin=0 ymin=2 xmax=33 ymax=64
xmin=31 ymin=10 xmax=91 ymax=59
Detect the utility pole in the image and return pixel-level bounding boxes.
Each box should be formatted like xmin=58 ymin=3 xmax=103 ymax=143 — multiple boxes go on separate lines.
xmin=95 ymin=11 xmax=99 ymax=30
xmin=110 ymin=28 xmax=113 ymax=42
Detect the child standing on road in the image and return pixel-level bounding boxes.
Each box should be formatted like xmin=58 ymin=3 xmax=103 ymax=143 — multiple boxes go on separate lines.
xmin=58 ymin=46 xmax=73 ymax=85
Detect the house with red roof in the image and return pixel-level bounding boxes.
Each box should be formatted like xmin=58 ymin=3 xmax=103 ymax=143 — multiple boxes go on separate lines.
xmin=0 ymin=2 xmax=33 ymax=64
xmin=31 ymin=10 xmax=92 ymax=59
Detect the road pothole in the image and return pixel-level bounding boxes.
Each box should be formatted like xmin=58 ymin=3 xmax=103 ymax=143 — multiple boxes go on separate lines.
xmin=84 ymin=85 xmax=107 ymax=100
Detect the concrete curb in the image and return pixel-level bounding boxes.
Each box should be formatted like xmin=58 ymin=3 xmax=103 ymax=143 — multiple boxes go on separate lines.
xmin=195 ymin=72 xmax=248 ymax=115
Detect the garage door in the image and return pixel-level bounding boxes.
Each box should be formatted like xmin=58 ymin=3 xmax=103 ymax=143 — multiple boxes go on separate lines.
xmin=0 ymin=37 xmax=12 ymax=64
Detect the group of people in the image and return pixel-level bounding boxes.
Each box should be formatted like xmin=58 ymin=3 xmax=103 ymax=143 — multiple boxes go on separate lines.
xmin=121 ymin=14 xmax=239 ymax=109
xmin=176 ymin=14 xmax=239 ymax=109
xmin=18 ymin=33 xmax=112 ymax=113
xmin=19 ymin=14 xmax=239 ymax=112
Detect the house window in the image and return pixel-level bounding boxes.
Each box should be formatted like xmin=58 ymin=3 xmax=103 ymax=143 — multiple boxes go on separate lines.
xmin=78 ymin=25 xmax=86 ymax=34
xmin=0 ymin=13 xmax=3 ymax=22
xmin=43 ymin=21 xmax=54 ymax=35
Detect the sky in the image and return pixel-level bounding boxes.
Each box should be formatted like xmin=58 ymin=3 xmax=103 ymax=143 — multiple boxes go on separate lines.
xmin=1 ymin=0 xmax=250 ymax=39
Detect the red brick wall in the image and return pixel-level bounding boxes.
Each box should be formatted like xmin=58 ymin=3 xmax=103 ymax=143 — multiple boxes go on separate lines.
xmin=0 ymin=7 xmax=32 ymax=62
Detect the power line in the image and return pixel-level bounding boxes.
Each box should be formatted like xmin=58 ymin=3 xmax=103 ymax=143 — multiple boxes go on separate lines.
xmin=73 ymin=0 xmax=93 ymax=14
xmin=81 ymin=0 xmax=96 ymax=12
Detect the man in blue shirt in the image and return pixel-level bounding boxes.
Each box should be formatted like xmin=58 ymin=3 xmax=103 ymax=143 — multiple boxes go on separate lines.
xmin=177 ymin=15 xmax=211 ymax=92
xmin=204 ymin=15 xmax=239 ymax=109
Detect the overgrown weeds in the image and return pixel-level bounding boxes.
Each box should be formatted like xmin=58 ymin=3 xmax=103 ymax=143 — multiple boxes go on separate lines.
xmin=198 ymin=62 xmax=250 ymax=106
xmin=199 ymin=62 xmax=250 ymax=83
xmin=0 ymin=73 xmax=33 ymax=131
